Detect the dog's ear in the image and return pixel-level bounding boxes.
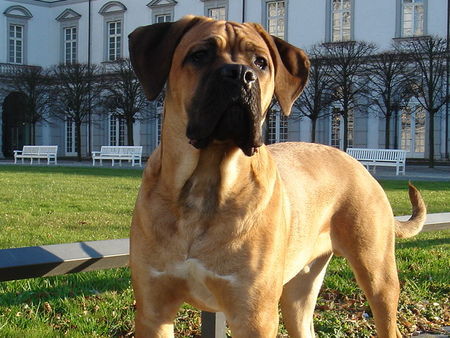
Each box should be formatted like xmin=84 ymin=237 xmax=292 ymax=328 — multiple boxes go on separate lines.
xmin=271 ymin=36 xmax=310 ymax=116
xmin=128 ymin=16 xmax=202 ymax=100
xmin=250 ymin=24 xmax=310 ymax=116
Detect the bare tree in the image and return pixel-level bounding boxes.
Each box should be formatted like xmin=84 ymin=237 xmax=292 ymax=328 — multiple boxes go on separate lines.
xmin=322 ymin=41 xmax=377 ymax=150
xmin=102 ymin=59 xmax=149 ymax=146
xmin=366 ymin=50 xmax=411 ymax=149
xmin=396 ymin=36 xmax=448 ymax=167
xmin=293 ymin=45 xmax=335 ymax=143
xmin=51 ymin=63 xmax=102 ymax=161
xmin=3 ymin=66 xmax=51 ymax=144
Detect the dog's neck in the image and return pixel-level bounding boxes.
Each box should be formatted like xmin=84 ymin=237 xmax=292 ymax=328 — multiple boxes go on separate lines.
xmin=150 ymin=108 xmax=275 ymax=211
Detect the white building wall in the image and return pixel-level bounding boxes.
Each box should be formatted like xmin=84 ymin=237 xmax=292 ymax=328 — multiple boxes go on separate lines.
xmin=0 ymin=0 xmax=448 ymax=159
xmin=354 ymin=0 xmax=396 ymax=49
xmin=428 ymin=0 xmax=447 ymax=36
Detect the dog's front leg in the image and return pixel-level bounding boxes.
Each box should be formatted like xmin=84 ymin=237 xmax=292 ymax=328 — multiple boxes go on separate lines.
xmin=208 ymin=278 xmax=282 ymax=338
xmin=132 ymin=265 xmax=186 ymax=338
xmin=225 ymin=298 xmax=280 ymax=338
xmin=280 ymin=254 xmax=333 ymax=338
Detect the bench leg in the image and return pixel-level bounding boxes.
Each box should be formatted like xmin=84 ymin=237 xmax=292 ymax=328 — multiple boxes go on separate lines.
xmin=112 ymin=159 xmax=114 ymax=166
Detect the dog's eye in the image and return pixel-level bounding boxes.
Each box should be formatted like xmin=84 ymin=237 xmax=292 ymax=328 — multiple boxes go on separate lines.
xmin=189 ymin=50 xmax=209 ymax=65
xmin=254 ymin=57 xmax=267 ymax=70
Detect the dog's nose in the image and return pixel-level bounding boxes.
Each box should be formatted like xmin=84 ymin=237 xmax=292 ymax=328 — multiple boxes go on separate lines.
xmin=220 ymin=64 xmax=256 ymax=86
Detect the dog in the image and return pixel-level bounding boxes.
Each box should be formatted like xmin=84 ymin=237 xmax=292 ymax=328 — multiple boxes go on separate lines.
xmin=128 ymin=15 xmax=426 ymax=338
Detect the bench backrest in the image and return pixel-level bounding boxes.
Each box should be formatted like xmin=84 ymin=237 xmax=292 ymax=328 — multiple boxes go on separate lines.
xmin=22 ymin=145 xmax=58 ymax=155
xmin=100 ymin=146 xmax=142 ymax=156
xmin=346 ymin=148 xmax=406 ymax=162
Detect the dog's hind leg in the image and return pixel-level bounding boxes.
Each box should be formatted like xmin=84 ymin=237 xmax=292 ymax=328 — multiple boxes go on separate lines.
xmin=346 ymin=251 xmax=402 ymax=338
xmin=336 ymin=220 xmax=402 ymax=338
xmin=280 ymin=253 xmax=333 ymax=338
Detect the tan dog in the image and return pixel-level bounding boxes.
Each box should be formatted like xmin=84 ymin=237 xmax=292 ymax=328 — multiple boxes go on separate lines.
xmin=129 ymin=16 xmax=426 ymax=338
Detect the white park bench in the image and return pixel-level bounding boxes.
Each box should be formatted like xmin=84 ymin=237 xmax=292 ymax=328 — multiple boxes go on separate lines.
xmin=346 ymin=148 xmax=407 ymax=176
xmin=92 ymin=146 xmax=143 ymax=167
xmin=14 ymin=145 xmax=58 ymax=165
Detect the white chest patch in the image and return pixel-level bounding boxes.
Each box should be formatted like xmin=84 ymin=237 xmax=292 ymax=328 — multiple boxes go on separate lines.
xmin=149 ymin=259 xmax=236 ymax=311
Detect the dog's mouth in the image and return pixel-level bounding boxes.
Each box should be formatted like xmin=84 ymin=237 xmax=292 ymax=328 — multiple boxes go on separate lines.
xmin=188 ymin=103 xmax=263 ymax=156
xmin=186 ymin=68 xmax=264 ymax=157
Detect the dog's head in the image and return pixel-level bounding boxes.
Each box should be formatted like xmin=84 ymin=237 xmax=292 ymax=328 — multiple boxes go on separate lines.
xmin=129 ymin=16 xmax=309 ymax=156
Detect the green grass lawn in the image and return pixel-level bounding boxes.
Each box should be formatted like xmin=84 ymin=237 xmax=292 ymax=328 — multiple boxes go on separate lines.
xmin=0 ymin=165 xmax=448 ymax=337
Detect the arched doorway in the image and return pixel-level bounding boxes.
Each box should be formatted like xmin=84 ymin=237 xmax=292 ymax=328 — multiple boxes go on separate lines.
xmin=2 ymin=92 xmax=31 ymax=157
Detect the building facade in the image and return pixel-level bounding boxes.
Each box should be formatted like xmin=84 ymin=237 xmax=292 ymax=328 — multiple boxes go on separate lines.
xmin=0 ymin=0 xmax=448 ymax=160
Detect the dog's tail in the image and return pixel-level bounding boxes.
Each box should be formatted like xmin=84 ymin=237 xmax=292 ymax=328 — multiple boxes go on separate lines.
xmin=395 ymin=183 xmax=427 ymax=239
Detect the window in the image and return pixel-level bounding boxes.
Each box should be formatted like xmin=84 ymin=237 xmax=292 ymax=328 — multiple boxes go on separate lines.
xmin=330 ymin=112 xmax=341 ymax=148
xmin=208 ymin=7 xmax=226 ymax=20
xmin=155 ymin=100 xmax=164 ymax=146
xmin=64 ymin=27 xmax=77 ymax=64
xmin=400 ymin=103 xmax=426 ymax=157
xmin=9 ymin=24 xmax=24 ymax=64
xmin=329 ymin=107 xmax=353 ymax=149
xmin=147 ymin=0 xmax=176 ymax=24
xmin=155 ymin=14 xmax=171 ymax=23
xmin=109 ymin=115 xmax=125 ymax=146
xmin=4 ymin=5 xmax=32 ymax=65
xmin=156 ymin=113 xmax=162 ymax=146
xmin=202 ymin=1 xmax=228 ymax=21
xmin=56 ymin=9 xmax=81 ymax=64
xmin=401 ymin=0 xmax=425 ymax=37
xmin=331 ymin=0 xmax=352 ymax=42
xmin=99 ymin=2 xmax=126 ymax=62
xmin=267 ymin=111 xmax=288 ymax=144
xmin=265 ymin=1 xmax=286 ymax=39
xmin=65 ymin=118 xmax=77 ymax=155
xmin=107 ymin=21 xmax=122 ymax=61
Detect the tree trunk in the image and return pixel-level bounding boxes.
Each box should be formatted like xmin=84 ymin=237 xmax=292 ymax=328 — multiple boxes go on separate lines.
xmin=385 ymin=113 xmax=391 ymax=149
xmin=343 ymin=113 xmax=349 ymax=151
xmin=76 ymin=121 xmax=82 ymax=162
xmin=310 ymin=118 xmax=317 ymax=143
xmin=394 ymin=109 xmax=399 ymax=149
xmin=127 ymin=118 xmax=134 ymax=146
xmin=32 ymin=122 xmax=36 ymax=146
xmin=429 ymin=111 xmax=435 ymax=168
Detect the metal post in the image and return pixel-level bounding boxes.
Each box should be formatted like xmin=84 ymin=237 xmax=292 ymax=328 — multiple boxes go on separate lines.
xmin=201 ymin=312 xmax=227 ymax=338
xmin=445 ymin=0 xmax=449 ymax=159
xmin=87 ymin=0 xmax=92 ymax=157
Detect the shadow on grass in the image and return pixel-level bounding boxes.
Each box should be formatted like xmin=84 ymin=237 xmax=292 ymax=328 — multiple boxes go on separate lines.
xmin=379 ymin=180 xmax=450 ymax=192
xmin=396 ymin=233 xmax=450 ymax=250
xmin=0 ymin=165 xmax=143 ymax=178
xmin=0 ymin=268 xmax=131 ymax=306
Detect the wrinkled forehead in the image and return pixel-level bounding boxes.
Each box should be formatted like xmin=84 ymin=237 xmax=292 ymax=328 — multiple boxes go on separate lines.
xmin=174 ymin=20 xmax=270 ymax=60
